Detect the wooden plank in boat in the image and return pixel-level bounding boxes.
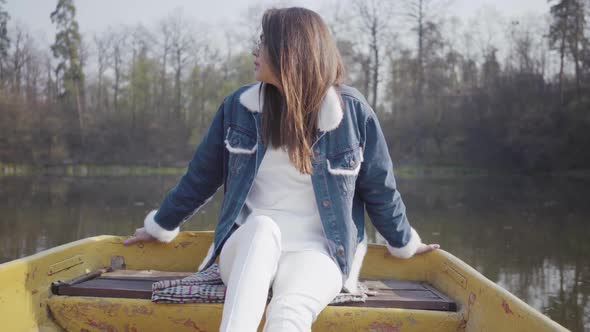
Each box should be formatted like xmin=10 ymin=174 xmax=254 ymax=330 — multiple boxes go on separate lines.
xmin=336 ymin=288 xmax=456 ymax=311
xmin=362 ymin=279 xmax=430 ymax=290
xmin=52 ymin=269 xmax=457 ymax=311
xmin=101 ymin=270 xmax=193 ymax=279
xmin=55 ymin=278 xmax=153 ymax=299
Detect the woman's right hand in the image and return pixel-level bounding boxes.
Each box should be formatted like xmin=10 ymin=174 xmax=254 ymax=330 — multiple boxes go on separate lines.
xmin=123 ymin=227 xmax=157 ymax=245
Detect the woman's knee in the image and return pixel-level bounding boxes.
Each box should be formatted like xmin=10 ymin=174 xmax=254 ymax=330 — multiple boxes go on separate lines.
xmin=219 ymin=215 xmax=281 ymax=281
xmin=263 ymin=294 xmax=319 ymax=332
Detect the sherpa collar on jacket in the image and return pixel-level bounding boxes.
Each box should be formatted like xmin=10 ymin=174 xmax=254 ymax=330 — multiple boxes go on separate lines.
xmin=238 ymin=82 xmax=344 ymax=132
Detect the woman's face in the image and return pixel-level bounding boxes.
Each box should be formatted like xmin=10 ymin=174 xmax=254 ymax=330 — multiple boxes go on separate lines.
xmin=252 ymin=33 xmax=282 ymax=90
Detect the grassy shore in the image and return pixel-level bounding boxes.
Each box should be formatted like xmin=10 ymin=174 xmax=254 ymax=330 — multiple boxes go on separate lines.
xmin=2 ymin=161 xmax=588 ymax=179
xmin=0 ymin=162 xmax=185 ymax=177
xmin=0 ymin=162 xmax=491 ymax=178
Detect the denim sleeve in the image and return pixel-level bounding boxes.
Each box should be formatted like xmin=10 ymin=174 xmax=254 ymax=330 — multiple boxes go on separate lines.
xmin=144 ymin=100 xmax=226 ymax=242
xmin=356 ymin=113 xmax=422 ymax=258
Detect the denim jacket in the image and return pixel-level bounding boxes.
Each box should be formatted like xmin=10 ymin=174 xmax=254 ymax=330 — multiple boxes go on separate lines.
xmin=143 ymin=82 xmax=422 ymax=294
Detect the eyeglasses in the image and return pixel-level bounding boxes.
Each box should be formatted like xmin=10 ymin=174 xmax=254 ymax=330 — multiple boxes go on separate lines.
xmin=254 ymin=34 xmax=265 ymax=53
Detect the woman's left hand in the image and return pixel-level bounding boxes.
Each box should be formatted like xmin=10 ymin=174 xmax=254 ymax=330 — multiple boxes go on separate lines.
xmin=123 ymin=227 xmax=157 ymax=245
xmin=415 ymin=243 xmax=440 ymax=255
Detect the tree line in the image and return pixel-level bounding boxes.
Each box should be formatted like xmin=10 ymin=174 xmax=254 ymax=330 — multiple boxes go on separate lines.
xmin=0 ymin=0 xmax=589 ymax=171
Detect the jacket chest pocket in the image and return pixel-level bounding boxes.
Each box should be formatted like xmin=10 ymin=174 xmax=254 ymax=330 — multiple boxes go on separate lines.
xmin=326 ymin=145 xmax=364 ymax=195
xmin=224 ymin=126 xmax=257 ymax=175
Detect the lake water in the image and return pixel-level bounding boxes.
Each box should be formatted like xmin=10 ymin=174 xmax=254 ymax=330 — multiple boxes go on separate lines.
xmin=0 ymin=174 xmax=588 ymax=331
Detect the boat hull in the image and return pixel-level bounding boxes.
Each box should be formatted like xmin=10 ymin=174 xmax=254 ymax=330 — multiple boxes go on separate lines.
xmin=0 ymin=232 xmax=567 ymax=331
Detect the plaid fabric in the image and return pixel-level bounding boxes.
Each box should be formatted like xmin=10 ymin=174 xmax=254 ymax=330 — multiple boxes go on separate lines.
xmin=152 ymin=263 xmax=377 ymax=304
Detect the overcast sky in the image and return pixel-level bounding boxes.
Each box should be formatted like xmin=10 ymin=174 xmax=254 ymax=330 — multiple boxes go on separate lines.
xmin=4 ymin=1 xmax=555 ymax=99
xmin=7 ymin=0 xmax=550 ymax=40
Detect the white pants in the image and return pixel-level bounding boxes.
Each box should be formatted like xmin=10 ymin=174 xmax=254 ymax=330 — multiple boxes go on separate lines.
xmin=218 ymin=214 xmax=343 ymax=332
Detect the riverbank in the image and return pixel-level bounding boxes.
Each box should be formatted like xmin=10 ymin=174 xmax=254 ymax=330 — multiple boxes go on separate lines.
xmin=2 ymin=161 xmax=589 ymax=179
xmin=0 ymin=162 xmax=185 ymax=177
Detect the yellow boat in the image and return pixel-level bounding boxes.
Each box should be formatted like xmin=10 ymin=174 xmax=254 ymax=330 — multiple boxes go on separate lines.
xmin=0 ymin=231 xmax=568 ymax=331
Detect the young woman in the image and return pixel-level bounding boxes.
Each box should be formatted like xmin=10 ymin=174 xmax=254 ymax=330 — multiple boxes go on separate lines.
xmin=124 ymin=7 xmax=439 ymax=332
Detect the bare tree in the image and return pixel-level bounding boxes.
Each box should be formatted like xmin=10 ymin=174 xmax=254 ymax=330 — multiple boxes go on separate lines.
xmin=0 ymin=0 xmax=10 ymax=88
xmin=157 ymin=10 xmax=195 ymax=120
xmin=156 ymin=17 xmax=172 ymax=116
xmin=23 ymin=29 xmax=42 ymax=103
xmin=569 ymin=0 xmax=586 ymax=95
xmin=402 ymin=0 xmax=448 ymax=104
xmin=352 ymin=0 xmax=396 ymax=108
xmin=10 ymin=22 xmax=28 ymax=97
xmin=549 ymin=1 xmax=570 ymax=101
xmin=128 ymin=23 xmax=155 ymax=132
xmin=549 ymin=0 xmax=588 ymax=97
xmin=93 ymin=30 xmax=113 ymax=113
xmin=42 ymin=52 xmax=56 ymax=100
xmin=169 ymin=13 xmax=193 ymax=119
xmin=109 ymin=29 xmax=127 ymax=114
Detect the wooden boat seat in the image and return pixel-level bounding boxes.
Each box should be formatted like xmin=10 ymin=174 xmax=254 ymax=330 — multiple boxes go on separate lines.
xmin=50 ymin=268 xmax=456 ymax=311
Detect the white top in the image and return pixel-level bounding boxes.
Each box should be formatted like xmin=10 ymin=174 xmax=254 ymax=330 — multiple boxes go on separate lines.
xmin=238 ymin=145 xmax=331 ymax=256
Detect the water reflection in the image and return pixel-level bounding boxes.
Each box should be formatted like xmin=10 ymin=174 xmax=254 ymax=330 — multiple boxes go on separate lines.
xmin=0 ymin=174 xmax=588 ymax=331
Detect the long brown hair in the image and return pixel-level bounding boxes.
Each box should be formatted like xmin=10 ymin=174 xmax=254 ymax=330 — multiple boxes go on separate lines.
xmin=259 ymin=7 xmax=345 ymax=174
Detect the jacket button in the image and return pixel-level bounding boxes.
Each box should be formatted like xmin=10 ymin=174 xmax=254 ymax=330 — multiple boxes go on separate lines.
xmin=231 ymin=138 xmax=238 ymax=145
xmin=336 ymin=245 xmax=345 ymax=257
xmin=322 ymin=199 xmax=330 ymax=208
